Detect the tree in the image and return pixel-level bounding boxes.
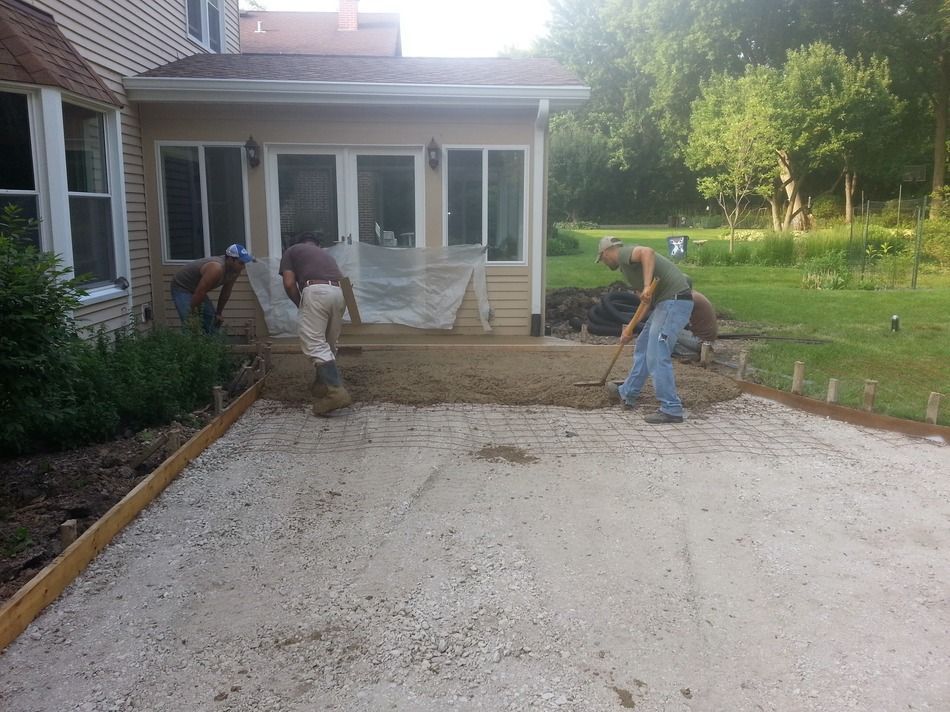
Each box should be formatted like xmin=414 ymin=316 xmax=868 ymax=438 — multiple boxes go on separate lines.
xmin=685 ymin=69 xmax=778 ymax=249
xmin=547 ymin=115 xmax=614 ymax=223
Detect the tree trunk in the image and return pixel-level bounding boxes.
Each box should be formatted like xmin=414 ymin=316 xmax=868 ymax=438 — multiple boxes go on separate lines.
xmin=931 ymin=49 xmax=949 ymax=219
xmin=777 ymin=152 xmax=807 ymax=231
xmin=844 ymin=170 xmax=856 ymax=225
xmin=767 ymin=180 xmax=783 ymax=232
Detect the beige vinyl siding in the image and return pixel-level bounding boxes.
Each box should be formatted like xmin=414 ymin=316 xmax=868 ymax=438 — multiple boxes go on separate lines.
xmin=139 ymin=102 xmax=538 ymax=338
xmin=29 ymin=0 xmax=241 ymax=332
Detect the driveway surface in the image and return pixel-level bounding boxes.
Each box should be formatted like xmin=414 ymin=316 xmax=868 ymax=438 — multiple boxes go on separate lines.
xmin=1 ymin=395 xmax=948 ymax=711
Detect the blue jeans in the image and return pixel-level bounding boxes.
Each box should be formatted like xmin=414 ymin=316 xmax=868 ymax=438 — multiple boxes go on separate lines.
xmin=618 ymin=298 xmax=695 ymax=417
xmin=171 ymin=287 xmax=216 ymax=334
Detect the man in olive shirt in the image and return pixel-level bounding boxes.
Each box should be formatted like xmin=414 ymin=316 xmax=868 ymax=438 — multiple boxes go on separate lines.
xmin=279 ymin=232 xmax=352 ymax=416
xmin=170 ymin=244 xmax=253 ymax=334
xmin=596 ymin=236 xmax=694 ymax=423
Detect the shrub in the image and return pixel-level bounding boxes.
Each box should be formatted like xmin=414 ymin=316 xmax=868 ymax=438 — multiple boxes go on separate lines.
xmin=811 ymin=195 xmax=843 ymax=225
xmin=0 ymin=205 xmax=88 ymax=452
xmin=801 ymin=251 xmax=852 ymax=290
xmin=923 ymin=218 xmax=950 ymax=268
xmin=756 ymin=233 xmax=796 ymax=266
xmin=546 ymin=227 xmax=581 ymax=256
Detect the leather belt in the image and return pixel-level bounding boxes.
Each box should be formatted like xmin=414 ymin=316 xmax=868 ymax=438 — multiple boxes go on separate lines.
xmin=305 ymin=279 xmax=341 ymax=287
xmin=672 ymin=289 xmax=693 ymax=301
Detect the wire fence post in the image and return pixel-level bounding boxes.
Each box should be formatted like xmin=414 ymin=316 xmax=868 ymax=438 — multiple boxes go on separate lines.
xmin=860 ymin=201 xmax=871 ymax=279
xmin=911 ymin=200 xmax=925 ymax=290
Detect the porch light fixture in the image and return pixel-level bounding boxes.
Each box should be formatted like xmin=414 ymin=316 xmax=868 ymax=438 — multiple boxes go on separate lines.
xmin=427 ymin=137 xmax=440 ymax=170
xmin=244 ymin=135 xmax=261 ymax=168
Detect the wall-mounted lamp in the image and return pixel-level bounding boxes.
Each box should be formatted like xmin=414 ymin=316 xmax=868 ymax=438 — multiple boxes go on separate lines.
xmin=427 ymin=137 xmax=440 ymax=170
xmin=244 ymin=135 xmax=261 ymax=168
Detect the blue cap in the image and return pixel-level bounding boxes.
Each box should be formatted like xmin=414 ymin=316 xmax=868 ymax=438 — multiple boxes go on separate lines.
xmin=226 ymin=244 xmax=254 ymax=263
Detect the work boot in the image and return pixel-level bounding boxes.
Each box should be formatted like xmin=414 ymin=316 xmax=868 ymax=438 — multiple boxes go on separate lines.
xmin=312 ymin=361 xmax=352 ymax=416
xmin=606 ymin=381 xmax=637 ymax=410
xmin=643 ymin=410 xmax=684 ymax=424
xmin=310 ymin=363 xmax=329 ymax=399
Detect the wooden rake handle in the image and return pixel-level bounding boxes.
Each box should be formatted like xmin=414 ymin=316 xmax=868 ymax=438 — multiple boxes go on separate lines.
xmin=597 ymin=278 xmax=659 ymax=385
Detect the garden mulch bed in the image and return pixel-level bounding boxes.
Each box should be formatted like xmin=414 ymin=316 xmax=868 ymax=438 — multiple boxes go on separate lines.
xmin=0 ymin=416 xmax=212 ymax=604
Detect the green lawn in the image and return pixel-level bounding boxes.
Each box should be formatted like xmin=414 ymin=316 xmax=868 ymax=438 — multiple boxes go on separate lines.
xmin=548 ymin=228 xmax=950 ymax=424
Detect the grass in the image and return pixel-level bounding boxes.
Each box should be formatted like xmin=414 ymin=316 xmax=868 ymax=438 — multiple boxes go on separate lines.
xmin=548 ymin=228 xmax=950 ymax=425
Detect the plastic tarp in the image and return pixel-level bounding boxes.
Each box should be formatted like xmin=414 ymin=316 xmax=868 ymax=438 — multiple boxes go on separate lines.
xmin=245 ymin=243 xmax=493 ymax=339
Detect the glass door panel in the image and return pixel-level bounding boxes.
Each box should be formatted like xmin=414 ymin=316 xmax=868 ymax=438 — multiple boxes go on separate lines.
xmin=355 ymin=155 xmax=416 ymax=247
xmin=276 ymin=154 xmax=339 ymax=252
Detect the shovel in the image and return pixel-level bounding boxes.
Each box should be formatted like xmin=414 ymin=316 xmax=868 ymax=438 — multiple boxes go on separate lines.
xmin=573 ymin=278 xmax=659 ymax=388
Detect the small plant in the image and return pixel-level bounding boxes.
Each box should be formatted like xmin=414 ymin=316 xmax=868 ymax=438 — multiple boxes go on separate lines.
xmin=801 ymin=251 xmax=852 ymax=290
xmin=546 ymin=227 xmax=581 ymax=256
xmin=2 ymin=527 xmax=33 ymax=557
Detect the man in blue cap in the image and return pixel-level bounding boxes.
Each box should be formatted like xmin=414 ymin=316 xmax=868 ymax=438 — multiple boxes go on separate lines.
xmin=170 ymin=244 xmax=254 ymax=334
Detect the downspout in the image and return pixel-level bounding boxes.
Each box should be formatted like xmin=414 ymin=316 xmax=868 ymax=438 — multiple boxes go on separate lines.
xmin=530 ymin=99 xmax=549 ymax=337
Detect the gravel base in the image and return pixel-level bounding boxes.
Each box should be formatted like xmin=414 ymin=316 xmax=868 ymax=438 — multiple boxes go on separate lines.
xmin=1 ymin=397 xmax=948 ymax=711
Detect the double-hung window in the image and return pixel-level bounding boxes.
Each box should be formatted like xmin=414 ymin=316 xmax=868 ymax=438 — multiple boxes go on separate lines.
xmin=186 ymin=0 xmax=223 ymax=52
xmin=159 ymin=144 xmax=247 ymax=261
xmin=446 ymin=148 xmax=526 ymax=263
xmin=63 ymin=102 xmax=116 ymax=286
xmin=0 ymin=90 xmax=40 ymax=247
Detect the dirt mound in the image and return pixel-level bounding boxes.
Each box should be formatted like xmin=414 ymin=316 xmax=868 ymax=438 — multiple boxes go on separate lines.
xmin=264 ymin=350 xmax=740 ymax=411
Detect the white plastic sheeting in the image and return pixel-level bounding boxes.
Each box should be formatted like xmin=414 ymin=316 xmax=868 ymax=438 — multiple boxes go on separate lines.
xmin=245 ymin=243 xmax=493 ymax=339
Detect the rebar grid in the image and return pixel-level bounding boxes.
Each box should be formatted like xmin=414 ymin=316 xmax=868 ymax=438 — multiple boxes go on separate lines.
xmin=242 ymin=398 xmax=845 ymax=459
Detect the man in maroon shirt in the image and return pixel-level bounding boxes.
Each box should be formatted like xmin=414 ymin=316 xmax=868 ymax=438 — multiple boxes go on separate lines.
xmin=279 ymin=232 xmax=351 ymax=415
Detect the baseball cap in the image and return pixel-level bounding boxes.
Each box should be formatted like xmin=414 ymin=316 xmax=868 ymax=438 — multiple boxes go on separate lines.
xmin=595 ymin=236 xmax=623 ymax=263
xmin=225 ymin=244 xmax=254 ymax=263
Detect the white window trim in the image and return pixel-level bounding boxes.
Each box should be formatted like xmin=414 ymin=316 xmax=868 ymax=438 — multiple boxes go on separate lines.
xmin=441 ymin=144 xmax=530 ymax=266
xmin=156 ymin=141 xmax=251 ymax=265
xmin=185 ymin=0 xmax=225 ymax=53
xmin=0 ymin=84 xmax=45 ymax=248
xmin=264 ymin=143 xmax=427 ymax=259
xmin=1 ymin=85 xmax=130 ymax=307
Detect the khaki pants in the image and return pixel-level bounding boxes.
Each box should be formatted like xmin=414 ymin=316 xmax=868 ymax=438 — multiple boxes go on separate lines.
xmin=298 ymin=284 xmax=345 ymax=365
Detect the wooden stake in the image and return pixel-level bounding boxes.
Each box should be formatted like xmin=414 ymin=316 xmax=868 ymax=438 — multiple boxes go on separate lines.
xmin=863 ymin=380 xmax=878 ymax=412
xmin=59 ymin=520 xmax=77 ymax=547
xmin=791 ymin=361 xmax=805 ymax=395
xmin=580 ymin=323 xmax=589 ymax=343
xmin=166 ymin=426 xmax=181 ymax=453
xmin=263 ymin=342 xmax=273 ymax=372
xmin=926 ymin=392 xmax=943 ymax=425
xmin=700 ymin=342 xmax=712 ymax=368
xmin=212 ymin=386 xmax=225 ymax=415
xmin=826 ymin=378 xmax=840 ymax=405
xmin=736 ymin=350 xmax=749 ymax=381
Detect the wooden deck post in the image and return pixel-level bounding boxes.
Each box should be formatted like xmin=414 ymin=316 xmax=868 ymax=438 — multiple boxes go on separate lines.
xmin=212 ymin=386 xmax=225 ymax=415
xmin=736 ymin=350 xmax=749 ymax=381
xmin=700 ymin=342 xmax=712 ymax=368
xmin=791 ymin=361 xmax=805 ymax=395
xmin=863 ymin=380 xmax=878 ymax=412
xmin=926 ymin=392 xmax=943 ymax=425
xmin=826 ymin=378 xmax=840 ymax=405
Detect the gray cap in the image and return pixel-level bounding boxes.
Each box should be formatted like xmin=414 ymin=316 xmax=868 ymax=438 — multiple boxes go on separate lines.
xmin=595 ymin=236 xmax=623 ymax=263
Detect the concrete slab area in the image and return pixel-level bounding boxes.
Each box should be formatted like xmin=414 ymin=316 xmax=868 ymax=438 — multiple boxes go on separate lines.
xmin=1 ymin=396 xmax=948 ymax=712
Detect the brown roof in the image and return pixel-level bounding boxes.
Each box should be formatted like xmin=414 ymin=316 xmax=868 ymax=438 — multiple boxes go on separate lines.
xmin=240 ymin=11 xmax=401 ymax=57
xmin=138 ymin=54 xmax=584 ymax=87
xmin=0 ymin=0 xmax=120 ymax=106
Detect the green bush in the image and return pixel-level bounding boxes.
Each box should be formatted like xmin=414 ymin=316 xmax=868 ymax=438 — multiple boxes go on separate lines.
xmin=0 ymin=205 xmax=236 ymax=455
xmin=0 ymin=205 xmax=89 ymax=452
xmin=801 ymin=251 xmax=852 ymax=290
xmin=756 ymin=233 xmax=796 ymax=266
xmin=546 ymin=227 xmax=581 ymax=256
xmin=811 ymin=195 xmax=843 ymax=224
xmin=923 ymin=218 xmax=950 ymax=268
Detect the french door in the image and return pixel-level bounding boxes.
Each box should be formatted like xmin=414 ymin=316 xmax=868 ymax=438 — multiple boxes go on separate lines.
xmin=270 ymin=147 xmax=424 ymax=255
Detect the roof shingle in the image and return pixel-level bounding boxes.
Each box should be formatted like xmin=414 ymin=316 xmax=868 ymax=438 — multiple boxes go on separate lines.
xmin=138 ymin=54 xmax=584 ymax=87
xmin=240 ymin=10 xmax=401 ymax=57
xmin=0 ymin=0 xmax=120 ymax=106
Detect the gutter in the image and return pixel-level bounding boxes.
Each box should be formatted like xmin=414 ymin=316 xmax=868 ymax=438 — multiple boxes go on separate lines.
xmin=123 ymin=76 xmax=590 ymax=109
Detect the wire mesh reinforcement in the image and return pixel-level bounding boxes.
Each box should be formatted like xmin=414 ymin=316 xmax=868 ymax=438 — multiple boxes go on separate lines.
xmin=241 ymin=398 xmax=846 ymax=459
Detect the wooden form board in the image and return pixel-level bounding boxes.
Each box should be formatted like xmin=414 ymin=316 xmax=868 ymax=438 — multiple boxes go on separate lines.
xmin=0 ymin=378 xmax=266 ymax=652
xmin=738 ymin=380 xmax=950 ymax=440
xmin=340 ymin=277 xmax=361 ymax=325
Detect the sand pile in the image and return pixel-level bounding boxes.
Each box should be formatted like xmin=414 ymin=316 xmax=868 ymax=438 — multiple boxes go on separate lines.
xmin=264 ymin=349 xmax=740 ymax=410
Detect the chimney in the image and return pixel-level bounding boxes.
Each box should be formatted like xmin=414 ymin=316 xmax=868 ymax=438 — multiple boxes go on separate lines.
xmin=338 ymin=0 xmax=358 ymax=31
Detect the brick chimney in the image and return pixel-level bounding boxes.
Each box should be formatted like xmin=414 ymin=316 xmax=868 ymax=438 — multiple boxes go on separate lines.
xmin=338 ymin=0 xmax=358 ymax=31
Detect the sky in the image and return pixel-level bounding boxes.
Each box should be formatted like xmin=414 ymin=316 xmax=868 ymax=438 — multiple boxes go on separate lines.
xmin=243 ymin=0 xmax=553 ymax=57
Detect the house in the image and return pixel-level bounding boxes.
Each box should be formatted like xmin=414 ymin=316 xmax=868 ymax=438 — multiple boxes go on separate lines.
xmin=239 ymin=2 xmax=401 ymax=57
xmin=1 ymin=0 xmax=241 ymax=333
xmin=3 ymin=0 xmax=588 ymax=340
